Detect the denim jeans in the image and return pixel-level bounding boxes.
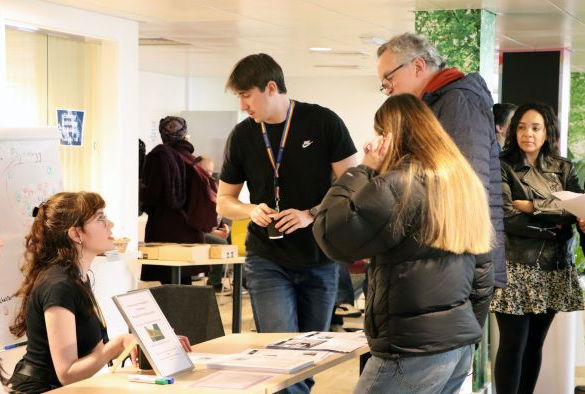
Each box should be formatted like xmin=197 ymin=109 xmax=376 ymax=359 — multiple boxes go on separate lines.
xmin=245 ymin=254 xmax=338 ymax=394
xmin=337 ymin=262 xmax=355 ymax=305
xmin=354 ymin=345 xmax=473 ymax=394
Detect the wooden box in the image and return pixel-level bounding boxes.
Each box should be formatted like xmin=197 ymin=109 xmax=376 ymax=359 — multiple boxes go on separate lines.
xmin=209 ymin=244 xmax=239 ymax=259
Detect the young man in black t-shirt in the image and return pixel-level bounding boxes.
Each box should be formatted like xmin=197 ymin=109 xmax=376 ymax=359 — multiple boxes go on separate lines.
xmin=218 ymin=53 xmax=357 ymax=394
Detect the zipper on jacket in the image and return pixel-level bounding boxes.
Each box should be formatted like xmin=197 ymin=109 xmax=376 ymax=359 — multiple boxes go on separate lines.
xmin=535 ymin=240 xmax=546 ymax=267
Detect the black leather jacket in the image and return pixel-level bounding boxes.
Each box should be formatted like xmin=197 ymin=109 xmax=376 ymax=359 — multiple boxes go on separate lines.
xmin=313 ymin=165 xmax=493 ymax=358
xmin=500 ymin=152 xmax=583 ymax=271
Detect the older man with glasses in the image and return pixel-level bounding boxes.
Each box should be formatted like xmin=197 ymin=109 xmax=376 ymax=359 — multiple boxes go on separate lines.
xmin=376 ymin=32 xmax=503 ymax=312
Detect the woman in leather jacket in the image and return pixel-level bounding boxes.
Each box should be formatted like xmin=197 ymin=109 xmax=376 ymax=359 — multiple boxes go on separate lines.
xmin=491 ymin=102 xmax=585 ymax=394
xmin=313 ymin=94 xmax=493 ymax=394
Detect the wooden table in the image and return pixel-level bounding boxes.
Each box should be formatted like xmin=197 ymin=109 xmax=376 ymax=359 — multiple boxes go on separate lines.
xmin=139 ymin=257 xmax=246 ymax=333
xmin=49 ymin=332 xmax=369 ymax=393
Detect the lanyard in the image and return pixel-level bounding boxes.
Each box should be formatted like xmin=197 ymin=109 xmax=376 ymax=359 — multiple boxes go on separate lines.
xmin=260 ymin=100 xmax=295 ymax=211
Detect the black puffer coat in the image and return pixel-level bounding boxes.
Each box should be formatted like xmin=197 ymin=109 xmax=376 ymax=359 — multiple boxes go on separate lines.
xmin=500 ymin=152 xmax=584 ymax=271
xmin=313 ymin=165 xmax=494 ymax=358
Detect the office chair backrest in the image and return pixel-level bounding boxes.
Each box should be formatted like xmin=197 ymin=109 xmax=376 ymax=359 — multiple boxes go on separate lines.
xmin=149 ymin=285 xmax=225 ymax=345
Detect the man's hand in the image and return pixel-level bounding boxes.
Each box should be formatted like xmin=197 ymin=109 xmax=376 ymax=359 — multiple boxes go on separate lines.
xmin=274 ymin=209 xmax=314 ymax=234
xmin=578 ymin=218 xmax=585 ymax=233
xmin=513 ymin=200 xmax=535 ymax=214
xmin=250 ymin=203 xmax=277 ymax=227
xmin=211 ymin=223 xmax=230 ymax=239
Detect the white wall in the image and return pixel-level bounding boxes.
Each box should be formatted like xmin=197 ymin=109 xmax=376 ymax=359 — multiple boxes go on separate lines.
xmin=287 ymin=75 xmax=383 ymax=157
xmin=0 ymin=0 xmax=140 ymax=346
xmin=139 ymin=71 xmax=188 ymax=152
xmin=188 ymin=77 xmax=238 ymax=111
xmin=183 ymin=75 xmax=383 ymax=159
xmin=0 ymin=0 xmax=139 ymax=252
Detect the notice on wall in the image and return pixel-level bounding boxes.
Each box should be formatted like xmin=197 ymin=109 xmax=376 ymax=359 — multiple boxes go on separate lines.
xmin=57 ymin=109 xmax=85 ymax=146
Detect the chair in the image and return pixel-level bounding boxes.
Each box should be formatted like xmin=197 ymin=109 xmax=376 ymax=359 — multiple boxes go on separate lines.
xmin=149 ymin=284 xmax=225 ymax=345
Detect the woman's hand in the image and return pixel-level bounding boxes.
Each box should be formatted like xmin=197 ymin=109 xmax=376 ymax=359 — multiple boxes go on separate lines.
xmin=121 ymin=334 xmax=138 ymax=367
xmin=177 ymin=335 xmax=191 ymax=352
xmin=512 ymin=200 xmax=535 ymax=214
xmin=361 ymin=136 xmax=390 ymax=172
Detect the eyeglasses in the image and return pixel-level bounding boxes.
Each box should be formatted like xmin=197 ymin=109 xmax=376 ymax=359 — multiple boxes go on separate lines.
xmin=379 ymin=63 xmax=406 ymax=95
xmin=96 ymin=213 xmax=110 ymax=227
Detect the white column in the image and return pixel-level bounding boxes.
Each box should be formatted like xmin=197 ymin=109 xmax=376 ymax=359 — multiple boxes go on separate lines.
xmin=535 ymin=312 xmax=583 ymax=394
xmin=558 ymin=48 xmax=571 ymax=156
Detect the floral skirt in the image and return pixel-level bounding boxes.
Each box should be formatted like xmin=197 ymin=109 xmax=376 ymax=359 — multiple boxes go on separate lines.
xmin=490 ymin=262 xmax=584 ymax=315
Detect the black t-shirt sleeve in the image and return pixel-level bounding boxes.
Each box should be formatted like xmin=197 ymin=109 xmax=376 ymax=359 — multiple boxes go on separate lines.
xmin=324 ymin=108 xmax=357 ymax=163
xmin=37 ymin=278 xmax=78 ymax=314
xmin=220 ymin=127 xmax=247 ymax=184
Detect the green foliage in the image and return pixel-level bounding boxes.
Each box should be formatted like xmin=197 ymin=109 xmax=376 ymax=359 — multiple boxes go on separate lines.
xmin=576 ymin=239 xmax=585 ymax=275
xmin=568 ymin=154 xmax=585 ymax=274
xmin=570 ymin=73 xmax=585 ymax=160
xmin=569 ymin=74 xmax=585 ymax=274
xmin=415 ymin=10 xmax=481 ymax=74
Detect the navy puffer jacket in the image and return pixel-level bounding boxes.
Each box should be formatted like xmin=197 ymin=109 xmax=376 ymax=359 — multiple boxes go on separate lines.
xmin=423 ymin=73 xmax=506 ymax=288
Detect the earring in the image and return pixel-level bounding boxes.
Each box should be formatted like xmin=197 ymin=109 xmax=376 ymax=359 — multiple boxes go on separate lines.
xmin=78 ymin=240 xmax=82 ymax=245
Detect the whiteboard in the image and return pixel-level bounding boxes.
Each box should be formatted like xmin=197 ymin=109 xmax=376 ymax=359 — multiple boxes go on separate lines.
xmin=0 ymin=128 xmax=64 ymax=348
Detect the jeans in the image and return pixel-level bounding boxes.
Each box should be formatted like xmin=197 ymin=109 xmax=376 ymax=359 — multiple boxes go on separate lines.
xmin=354 ymin=345 xmax=473 ymax=394
xmin=337 ymin=262 xmax=355 ymax=305
xmin=245 ymin=254 xmax=338 ymax=393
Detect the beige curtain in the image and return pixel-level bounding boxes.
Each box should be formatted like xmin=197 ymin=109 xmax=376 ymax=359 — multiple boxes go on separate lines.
xmin=4 ymin=28 xmax=47 ymax=126
xmin=5 ymin=27 xmax=117 ymax=192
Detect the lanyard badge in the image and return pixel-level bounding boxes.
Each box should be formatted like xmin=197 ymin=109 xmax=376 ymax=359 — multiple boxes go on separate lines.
xmin=260 ymin=100 xmax=295 ymax=212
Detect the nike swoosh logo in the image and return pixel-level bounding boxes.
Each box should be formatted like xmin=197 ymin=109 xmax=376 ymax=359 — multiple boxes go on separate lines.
xmin=302 ymin=140 xmax=314 ymax=148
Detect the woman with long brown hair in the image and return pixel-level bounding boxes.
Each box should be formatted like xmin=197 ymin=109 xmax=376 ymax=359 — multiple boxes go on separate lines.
xmin=313 ymin=94 xmax=493 ymax=393
xmin=7 ymin=192 xmax=141 ymax=392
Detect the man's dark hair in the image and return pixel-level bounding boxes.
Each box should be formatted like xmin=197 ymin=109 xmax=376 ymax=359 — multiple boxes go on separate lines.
xmin=226 ymin=53 xmax=287 ymax=93
xmin=493 ymin=103 xmax=517 ymax=127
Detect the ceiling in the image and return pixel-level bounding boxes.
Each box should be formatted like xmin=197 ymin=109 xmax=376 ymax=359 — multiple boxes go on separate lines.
xmin=42 ymin=0 xmax=585 ymax=76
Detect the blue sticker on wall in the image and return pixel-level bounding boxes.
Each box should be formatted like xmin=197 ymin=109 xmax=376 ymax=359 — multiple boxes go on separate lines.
xmin=57 ymin=109 xmax=85 ymax=146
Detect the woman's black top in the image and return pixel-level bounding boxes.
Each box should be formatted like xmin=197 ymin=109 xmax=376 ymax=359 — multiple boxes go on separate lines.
xmin=9 ymin=265 xmax=103 ymax=392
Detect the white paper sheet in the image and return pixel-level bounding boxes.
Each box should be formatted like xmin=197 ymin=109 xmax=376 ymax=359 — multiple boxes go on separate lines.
xmin=189 ymin=371 xmax=274 ymax=389
xmin=205 ymin=348 xmax=332 ymax=374
xmin=267 ymin=331 xmax=367 ymax=353
xmin=552 ymin=191 xmax=585 ymax=218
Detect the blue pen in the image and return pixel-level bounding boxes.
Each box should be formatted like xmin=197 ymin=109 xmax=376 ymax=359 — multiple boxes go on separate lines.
xmin=4 ymin=341 xmax=27 ymax=350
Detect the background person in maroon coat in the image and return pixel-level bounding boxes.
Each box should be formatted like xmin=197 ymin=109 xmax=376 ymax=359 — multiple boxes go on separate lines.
xmin=140 ymin=116 xmax=218 ymax=284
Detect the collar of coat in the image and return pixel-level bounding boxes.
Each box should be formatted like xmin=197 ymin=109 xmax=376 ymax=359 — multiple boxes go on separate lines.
xmin=503 ymin=150 xmax=563 ymax=174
